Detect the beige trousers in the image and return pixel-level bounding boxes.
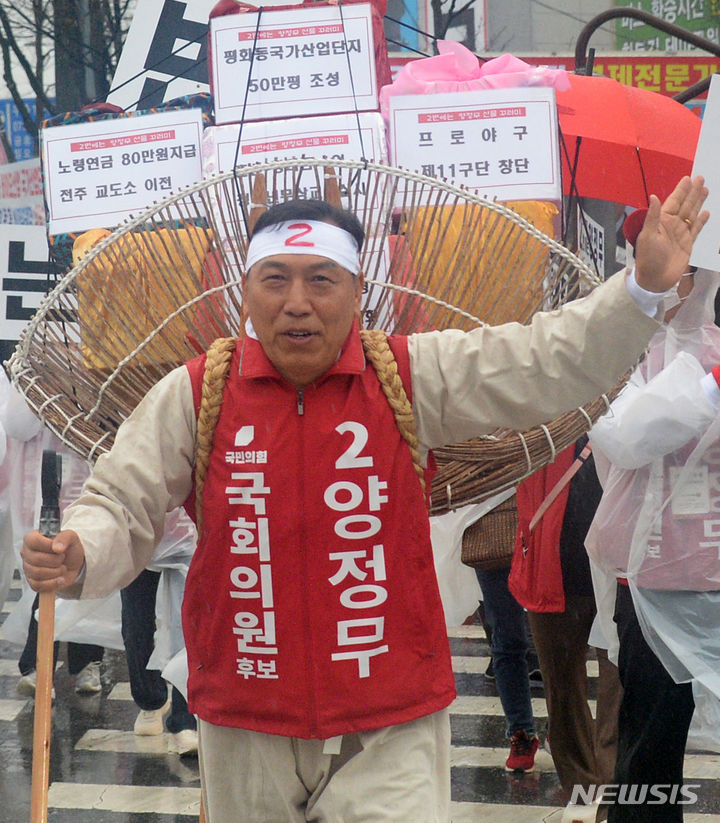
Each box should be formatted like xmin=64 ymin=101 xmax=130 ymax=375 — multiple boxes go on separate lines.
xmin=197 ymin=708 xmax=451 ymax=823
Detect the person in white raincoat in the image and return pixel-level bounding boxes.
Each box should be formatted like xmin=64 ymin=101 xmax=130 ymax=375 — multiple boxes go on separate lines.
xmin=3 ymin=380 xmax=196 ymax=714
xmin=1 ymin=384 xmax=118 ymax=692
xmin=586 ymin=209 xmax=720 ymax=822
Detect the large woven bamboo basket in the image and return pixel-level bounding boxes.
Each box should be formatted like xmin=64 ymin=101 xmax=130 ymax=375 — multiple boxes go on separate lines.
xmin=8 ymin=158 xmax=618 ymax=511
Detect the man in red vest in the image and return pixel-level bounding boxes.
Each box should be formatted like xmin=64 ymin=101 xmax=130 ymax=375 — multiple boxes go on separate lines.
xmin=22 ymin=177 xmax=708 ymax=822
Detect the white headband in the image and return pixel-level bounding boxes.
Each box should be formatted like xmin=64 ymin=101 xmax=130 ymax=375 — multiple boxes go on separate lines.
xmin=246 ymin=220 xmax=361 ymax=275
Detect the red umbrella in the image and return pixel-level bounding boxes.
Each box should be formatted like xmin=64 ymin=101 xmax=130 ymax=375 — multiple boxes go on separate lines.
xmin=556 ymin=73 xmax=702 ymax=208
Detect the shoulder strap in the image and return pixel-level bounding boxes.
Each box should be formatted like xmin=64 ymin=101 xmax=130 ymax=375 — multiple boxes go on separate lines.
xmin=195 ymin=336 xmax=236 ymax=531
xmin=528 ymin=443 xmax=592 ymax=534
xmin=193 ymin=331 xmax=426 ymax=528
xmin=358 ymin=329 xmax=426 ymax=495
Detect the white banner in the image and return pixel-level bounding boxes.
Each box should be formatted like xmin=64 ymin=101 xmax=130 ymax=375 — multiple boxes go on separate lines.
xmin=41 ymin=108 xmax=204 ymax=234
xmin=388 ymin=87 xmax=561 ymax=202
xmin=691 ymin=73 xmax=720 ymax=272
xmin=0 ymin=224 xmax=54 ymax=343
xmin=211 ymin=3 xmax=378 ymax=125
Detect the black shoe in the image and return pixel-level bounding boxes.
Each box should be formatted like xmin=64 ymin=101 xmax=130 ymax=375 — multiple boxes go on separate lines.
xmin=528 ymin=666 xmax=543 ymax=688
xmin=484 ymin=658 xmax=495 ymax=681
xmin=527 ymin=654 xmax=543 ymax=688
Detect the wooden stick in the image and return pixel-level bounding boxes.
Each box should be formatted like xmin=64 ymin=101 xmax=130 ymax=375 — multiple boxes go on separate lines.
xmin=30 ymin=589 xmax=55 ymax=823
xmin=199 ymin=798 xmax=207 ymax=823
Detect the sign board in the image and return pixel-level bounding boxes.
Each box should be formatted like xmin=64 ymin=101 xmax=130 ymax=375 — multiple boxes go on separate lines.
xmin=614 ymin=0 xmax=720 ymax=52
xmin=108 ymin=0 xmax=215 ymax=110
xmin=0 ymin=158 xmax=44 ymax=225
xmin=0 ymin=224 xmax=57 ymax=344
xmin=577 ymin=205 xmax=606 ymax=276
xmin=41 ymin=108 xmax=204 ymax=235
xmin=0 ymin=158 xmax=43 ymax=201
xmin=210 ymin=3 xmax=378 ymax=125
xmin=388 ymin=55 xmax=719 ymax=101
xmin=202 ymin=114 xmax=388 ymax=245
xmin=0 ymin=159 xmax=45 ymax=225
xmin=388 ymin=87 xmax=561 ymax=202
xmin=0 ymin=99 xmax=42 ymax=161
xmin=691 ymin=73 xmax=720 ymax=271
xmin=202 ymin=113 xmax=387 ymax=175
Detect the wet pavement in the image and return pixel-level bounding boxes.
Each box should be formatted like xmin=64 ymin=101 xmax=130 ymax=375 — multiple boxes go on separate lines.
xmin=2 ymin=574 xmax=720 ymax=822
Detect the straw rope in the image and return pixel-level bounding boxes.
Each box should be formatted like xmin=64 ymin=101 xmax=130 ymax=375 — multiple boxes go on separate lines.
xmin=9 ymin=159 xmax=614 ymax=513
xmin=358 ymin=328 xmax=426 ymax=495
xmin=195 ymin=336 xmax=236 ymax=532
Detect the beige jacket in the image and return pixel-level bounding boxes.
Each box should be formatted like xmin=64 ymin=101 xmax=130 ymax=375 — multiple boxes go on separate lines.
xmin=63 ymin=270 xmax=657 ymax=599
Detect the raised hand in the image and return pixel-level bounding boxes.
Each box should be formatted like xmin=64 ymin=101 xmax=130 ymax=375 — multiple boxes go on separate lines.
xmin=635 ymin=175 xmax=709 ymax=293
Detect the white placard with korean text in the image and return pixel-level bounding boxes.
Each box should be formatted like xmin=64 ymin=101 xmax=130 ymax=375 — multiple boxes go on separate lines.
xmin=201 ymin=113 xmax=388 ymax=175
xmin=41 ymin=108 xmax=204 ymax=235
xmin=0 ymin=224 xmax=59 ymax=343
xmin=210 ymin=3 xmax=378 ymax=125
xmin=691 ymin=73 xmax=720 ymax=272
xmin=202 ymin=114 xmax=389 ymax=247
xmin=388 ymin=87 xmax=561 ymax=202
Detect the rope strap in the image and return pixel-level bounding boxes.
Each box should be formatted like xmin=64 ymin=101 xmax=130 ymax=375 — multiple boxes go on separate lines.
xmin=195 ymin=336 xmax=236 ymax=530
xmin=358 ymin=329 xmax=426 ymax=495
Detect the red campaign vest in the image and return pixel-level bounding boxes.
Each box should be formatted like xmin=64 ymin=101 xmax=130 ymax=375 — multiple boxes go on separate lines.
xmin=182 ymin=326 xmax=455 ymax=738
xmin=508 ymin=444 xmax=575 ymax=613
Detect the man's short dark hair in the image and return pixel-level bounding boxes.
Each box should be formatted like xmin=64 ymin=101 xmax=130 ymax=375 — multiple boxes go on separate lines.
xmin=250 ymin=198 xmax=365 ymax=250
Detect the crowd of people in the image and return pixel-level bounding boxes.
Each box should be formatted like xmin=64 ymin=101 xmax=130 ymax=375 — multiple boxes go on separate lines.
xmin=13 ymin=172 xmax=716 ymax=823
xmin=457 ymin=197 xmax=720 ymax=823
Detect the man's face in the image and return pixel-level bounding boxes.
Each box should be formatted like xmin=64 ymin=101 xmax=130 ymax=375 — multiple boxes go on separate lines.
xmin=243 ymin=252 xmax=364 ymax=389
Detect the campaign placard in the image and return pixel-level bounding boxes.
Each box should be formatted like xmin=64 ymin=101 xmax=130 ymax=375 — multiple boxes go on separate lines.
xmin=210 ymin=3 xmax=378 ymax=125
xmin=202 ymin=113 xmax=389 ymax=247
xmin=202 ymin=112 xmax=387 ymax=175
xmin=41 ymin=108 xmax=204 ymax=235
xmin=691 ymin=73 xmax=720 ymax=272
xmin=388 ymin=87 xmax=561 ymax=203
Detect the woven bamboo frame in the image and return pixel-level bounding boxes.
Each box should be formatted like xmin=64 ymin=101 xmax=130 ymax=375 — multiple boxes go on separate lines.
xmin=8 ymin=158 xmax=618 ymax=512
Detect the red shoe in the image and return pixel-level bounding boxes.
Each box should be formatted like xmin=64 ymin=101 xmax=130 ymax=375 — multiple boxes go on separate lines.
xmin=505 ymin=730 xmax=539 ymax=773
